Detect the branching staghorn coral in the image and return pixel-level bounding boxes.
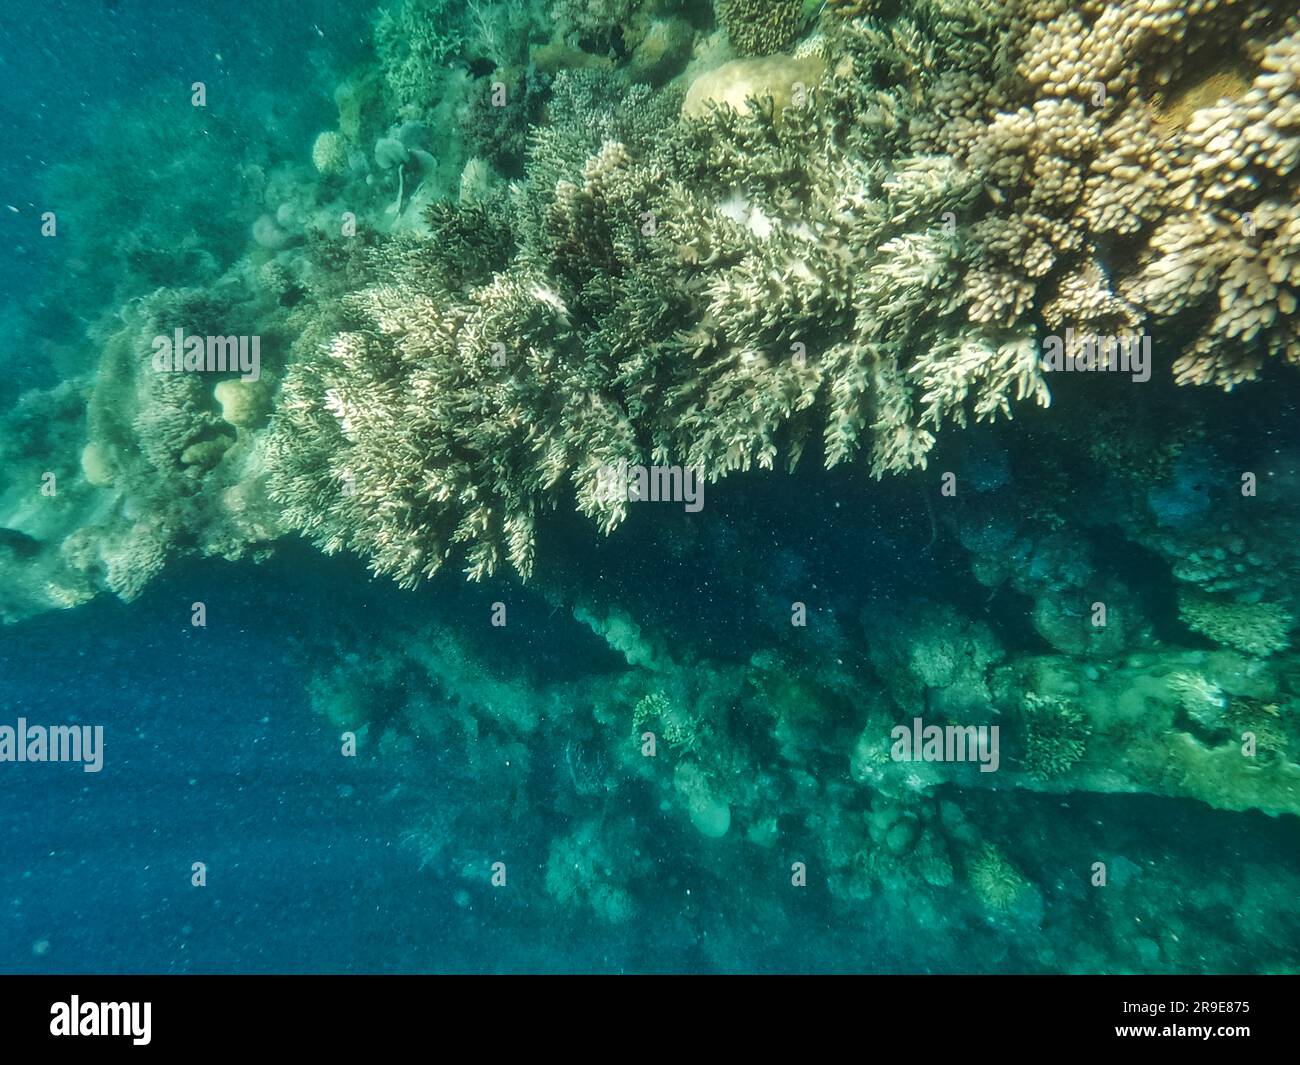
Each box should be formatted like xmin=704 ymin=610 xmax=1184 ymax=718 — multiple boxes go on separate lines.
xmin=374 ymin=0 xmax=468 ymax=113
xmin=715 ymin=0 xmax=809 ymax=57
xmin=274 ymin=36 xmax=967 ymax=576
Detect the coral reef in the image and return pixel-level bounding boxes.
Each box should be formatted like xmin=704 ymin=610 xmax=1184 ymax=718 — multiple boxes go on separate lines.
xmin=253 ymin=0 xmax=1298 ymax=588
xmin=6 ymin=0 xmax=1300 ymax=973
xmin=10 ymin=0 xmax=1299 ymax=610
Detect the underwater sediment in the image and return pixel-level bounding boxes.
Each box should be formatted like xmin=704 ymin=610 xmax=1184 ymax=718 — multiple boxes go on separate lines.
xmin=3 ymin=0 xmax=1300 ymax=972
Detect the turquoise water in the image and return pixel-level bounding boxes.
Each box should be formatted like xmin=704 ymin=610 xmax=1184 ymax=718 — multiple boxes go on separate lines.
xmin=2 ymin=0 xmax=1300 ymax=974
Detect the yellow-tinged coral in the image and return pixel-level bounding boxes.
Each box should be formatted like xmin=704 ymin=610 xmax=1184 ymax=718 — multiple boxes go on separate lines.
xmin=1120 ymin=27 xmax=1300 ymax=387
xmin=904 ymin=1 xmax=1300 ymax=390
